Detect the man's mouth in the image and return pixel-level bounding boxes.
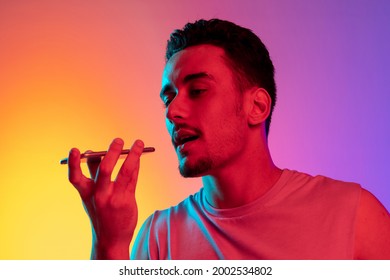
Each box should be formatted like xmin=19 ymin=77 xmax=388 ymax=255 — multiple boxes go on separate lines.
xmin=177 ymin=135 xmax=199 ymax=146
xmin=173 ymin=129 xmax=200 ymax=148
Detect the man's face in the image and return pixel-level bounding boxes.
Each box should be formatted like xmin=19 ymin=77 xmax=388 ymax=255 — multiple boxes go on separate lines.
xmin=160 ymin=44 xmax=249 ymax=177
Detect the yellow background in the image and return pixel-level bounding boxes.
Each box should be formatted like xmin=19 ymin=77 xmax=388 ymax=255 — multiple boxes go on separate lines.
xmin=0 ymin=1 xmax=201 ymax=259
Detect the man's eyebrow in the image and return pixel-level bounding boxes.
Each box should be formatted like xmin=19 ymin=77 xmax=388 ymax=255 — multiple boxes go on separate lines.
xmin=182 ymin=72 xmax=215 ymax=83
xmin=160 ymin=72 xmax=214 ymax=99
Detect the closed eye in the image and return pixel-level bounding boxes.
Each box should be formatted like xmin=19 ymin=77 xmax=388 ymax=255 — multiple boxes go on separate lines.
xmin=162 ymin=97 xmax=173 ymax=108
xmin=161 ymin=91 xmax=176 ymax=108
xmin=189 ymin=89 xmax=206 ymax=96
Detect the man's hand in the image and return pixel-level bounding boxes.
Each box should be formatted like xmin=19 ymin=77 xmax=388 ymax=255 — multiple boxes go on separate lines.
xmin=68 ymin=138 xmax=144 ymax=259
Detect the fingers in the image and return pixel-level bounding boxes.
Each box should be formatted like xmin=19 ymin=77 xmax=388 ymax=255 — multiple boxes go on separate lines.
xmin=86 ymin=150 xmax=101 ymax=180
xmin=68 ymin=138 xmax=143 ymax=198
xmin=95 ymin=138 xmax=124 ymax=193
xmin=116 ymin=139 xmax=144 ymax=192
xmin=68 ymin=147 xmax=90 ymax=196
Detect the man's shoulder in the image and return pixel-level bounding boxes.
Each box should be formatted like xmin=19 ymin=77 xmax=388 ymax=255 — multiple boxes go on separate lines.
xmin=131 ymin=189 xmax=204 ymax=259
xmin=279 ymin=169 xmax=362 ymax=207
xmin=355 ymin=188 xmax=390 ymax=259
xmin=146 ymin=189 xmax=204 ymax=224
xmin=285 ymin=169 xmax=361 ymax=192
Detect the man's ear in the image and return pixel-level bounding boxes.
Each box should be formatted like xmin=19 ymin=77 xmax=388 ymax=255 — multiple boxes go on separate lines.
xmin=247 ymin=88 xmax=272 ymax=126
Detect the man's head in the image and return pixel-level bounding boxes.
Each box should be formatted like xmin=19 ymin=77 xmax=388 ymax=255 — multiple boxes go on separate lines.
xmin=161 ymin=19 xmax=276 ymax=178
xmin=166 ymin=19 xmax=276 ymax=136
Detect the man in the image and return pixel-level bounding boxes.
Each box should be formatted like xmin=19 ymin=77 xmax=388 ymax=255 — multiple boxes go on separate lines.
xmin=68 ymin=19 xmax=390 ymax=259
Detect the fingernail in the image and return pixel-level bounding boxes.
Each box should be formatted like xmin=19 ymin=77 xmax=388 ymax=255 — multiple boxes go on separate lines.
xmin=114 ymin=138 xmax=124 ymax=145
xmin=135 ymin=139 xmax=144 ymax=148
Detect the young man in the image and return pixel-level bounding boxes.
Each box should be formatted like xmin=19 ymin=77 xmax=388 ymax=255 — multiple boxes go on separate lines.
xmin=68 ymin=19 xmax=390 ymax=259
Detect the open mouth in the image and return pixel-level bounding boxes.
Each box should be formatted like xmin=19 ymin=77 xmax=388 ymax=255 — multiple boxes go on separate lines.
xmin=173 ymin=129 xmax=200 ymax=148
xmin=177 ymin=135 xmax=198 ymax=146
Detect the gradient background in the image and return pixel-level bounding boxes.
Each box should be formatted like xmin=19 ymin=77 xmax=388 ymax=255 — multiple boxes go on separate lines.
xmin=1 ymin=0 xmax=389 ymax=259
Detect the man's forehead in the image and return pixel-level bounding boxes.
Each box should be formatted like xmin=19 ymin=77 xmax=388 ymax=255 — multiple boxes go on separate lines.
xmin=162 ymin=44 xmax=227 ymax=85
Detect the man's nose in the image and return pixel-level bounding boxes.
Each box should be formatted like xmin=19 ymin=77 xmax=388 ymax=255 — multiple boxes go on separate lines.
xmin=166 ymin=93 xmax=190 ymax=124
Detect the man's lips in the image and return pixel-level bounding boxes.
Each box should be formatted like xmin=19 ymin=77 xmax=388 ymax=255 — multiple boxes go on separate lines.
xmin=173 ymin=128 xmax=199 ymax=148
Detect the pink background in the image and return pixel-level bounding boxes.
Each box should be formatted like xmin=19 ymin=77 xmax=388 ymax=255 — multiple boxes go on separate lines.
xmin=0 ymin=0 xmax=389 ymax=259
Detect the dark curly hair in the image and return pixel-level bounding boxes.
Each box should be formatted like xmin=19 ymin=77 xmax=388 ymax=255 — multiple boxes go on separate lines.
xmin=166 ymin=19 xmax=276 ymax=136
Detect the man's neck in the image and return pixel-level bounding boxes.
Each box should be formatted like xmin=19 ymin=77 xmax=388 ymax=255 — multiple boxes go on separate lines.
xmin=201 ymin=145 xmax=282 ymax=209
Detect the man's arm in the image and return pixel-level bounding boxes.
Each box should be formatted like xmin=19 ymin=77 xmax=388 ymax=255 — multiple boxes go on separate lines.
xmin=354 ymin=188 xmax=390 ymax=259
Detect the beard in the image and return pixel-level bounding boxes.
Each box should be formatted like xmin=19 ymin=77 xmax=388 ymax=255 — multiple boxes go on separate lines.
xmin=178 ymin=155 xmax=213 ymax=178
xmin=176 ymin=97 xmax=246 ymax=178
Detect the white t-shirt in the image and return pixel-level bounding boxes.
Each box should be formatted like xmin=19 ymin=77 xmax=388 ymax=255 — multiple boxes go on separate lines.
xmin=131 ymin=169 xmax=361 ymax=259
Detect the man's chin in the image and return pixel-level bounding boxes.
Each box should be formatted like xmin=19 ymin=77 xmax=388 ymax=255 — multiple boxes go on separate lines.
xmin=178 ymin=158 xmax=212 ymax=178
